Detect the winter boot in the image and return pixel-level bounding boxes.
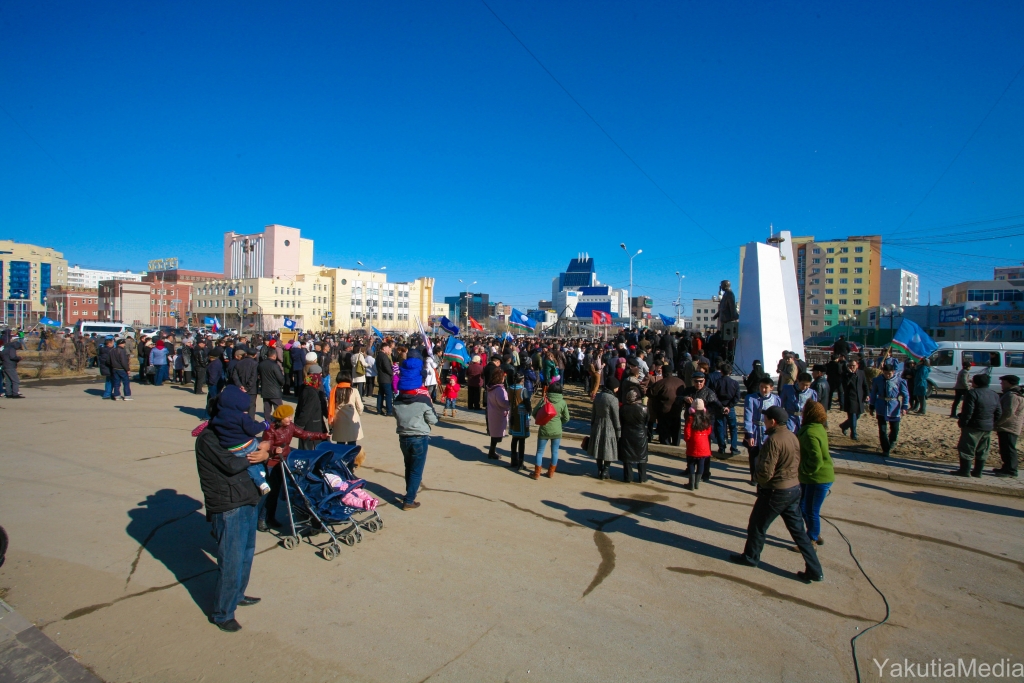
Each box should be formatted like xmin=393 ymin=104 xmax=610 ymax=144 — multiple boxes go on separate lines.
xmin=546 ymin=464 xmax=556 ymax=478
xmin=947 ymin=457 xmax=971 ymax=477
xmin=531 ymin=466 xmax=542 ymax=480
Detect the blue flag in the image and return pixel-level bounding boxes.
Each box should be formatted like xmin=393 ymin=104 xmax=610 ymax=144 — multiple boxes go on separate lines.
xmin=443 ymin=336 xmax=472 ymax=367
xmin=499 ymin=331 xmax=515 ymax=342
xmin=203 ymin=317 xmax=218 ymax=326
xmin=440 ymin=316 xmax=460 ymax=336
xmin=38 ymin=317 xmax=61 ymax=327
xmin=890 ymin=319 xmax=938 ymax=360
xmin=371 ymin=326 xmax=384 ymax=340
xmin=658 ymin=313 xmax=676 ymax=326
xmin=283 ymin=318 xmax=297 ymax=330
xmin=508 ymin=308 xmax=536 ymax=333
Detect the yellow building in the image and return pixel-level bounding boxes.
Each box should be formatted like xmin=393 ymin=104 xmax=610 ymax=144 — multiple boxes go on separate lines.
xmin=0 ymin=240 xmax=68 ymax=326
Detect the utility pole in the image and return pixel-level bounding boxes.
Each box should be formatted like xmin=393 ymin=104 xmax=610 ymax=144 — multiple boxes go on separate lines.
xmin=620 ymin=243 xmax=642 ymax=330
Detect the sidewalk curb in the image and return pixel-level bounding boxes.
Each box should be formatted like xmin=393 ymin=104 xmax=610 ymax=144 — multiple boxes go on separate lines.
xmin=436 ymin=414 xmax=1024 ymax=499
xmin=0 ymin=599 xmax=103 ymax=682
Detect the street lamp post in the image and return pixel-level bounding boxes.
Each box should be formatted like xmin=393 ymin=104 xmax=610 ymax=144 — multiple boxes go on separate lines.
xmin=675 ymin=271 xmax=685 ymax=324
xmin=881 ymin=305 xmax=903 ymax=343
xmin=964 ymin=314 xmax=979 ymax=341
xmin=620 ymin=243 xmax=642 ymax=330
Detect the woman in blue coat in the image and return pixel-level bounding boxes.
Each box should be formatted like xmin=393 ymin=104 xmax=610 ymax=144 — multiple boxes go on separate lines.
xmin=912 ymin=358 xmax=931 ymax=415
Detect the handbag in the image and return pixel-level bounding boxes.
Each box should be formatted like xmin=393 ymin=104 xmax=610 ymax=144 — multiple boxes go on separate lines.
xmin=580 ymin=436 xmax=590 ymax=450
xmin=535 ymin=392 xmax=558 ymax=426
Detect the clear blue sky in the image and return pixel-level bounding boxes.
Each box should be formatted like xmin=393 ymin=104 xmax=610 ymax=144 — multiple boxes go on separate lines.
xmin=2 ymin=0 xmax=1023 ymax=314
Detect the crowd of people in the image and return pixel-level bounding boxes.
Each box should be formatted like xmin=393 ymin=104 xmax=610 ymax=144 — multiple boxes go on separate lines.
xmin=52 ymin=318 xmax=1022 ymax=631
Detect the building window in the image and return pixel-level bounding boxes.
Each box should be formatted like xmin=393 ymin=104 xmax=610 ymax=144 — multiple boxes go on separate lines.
xmin=855 ymin=246 xmax=863 ymax=253
xmin=825 ymin=289 xmax=834 ymax=295
xmin=825 ymin=299 xmax=833 ymax=305
xmin=839 ymin=289 xmax=847 ymax=295
xmin=854 ymin=278 xmax=862 ymax=284
xmin=826 ymin=258 xmax=835 ymax=264
xmin=839 ymin=299 xmax=848 ymax=305
xmin=855 ymin=257 xmax=863 ymax=263
xmin=825 ymin=268 xmax=834 ymax=274
xmin=812 ymin=258 xmax=820 ymax=264
xmin=813 ymin=248 xmax=821 ymax=254
xmin=827 ymin=248 xmax=835 ymax=253
xmin=811 ymin=309 xmax=819 ymax=315
xmin=839 ymin=278 xmax=848 ymax=284
xmin=854 ymin=299 xmax=862 ymax=305
xmin=854 ymin=268 xmax=863 ymax=274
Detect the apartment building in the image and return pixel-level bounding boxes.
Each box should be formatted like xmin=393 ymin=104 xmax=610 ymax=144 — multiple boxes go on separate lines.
xmin=0 ymin=240 xmax=68 ymax=326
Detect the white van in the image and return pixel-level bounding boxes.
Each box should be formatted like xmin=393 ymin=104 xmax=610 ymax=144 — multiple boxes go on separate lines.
xmin=76 ymin=321 xmax=137 ymax=339
xmin=925 ymin=341 xmax=1024 ymax=390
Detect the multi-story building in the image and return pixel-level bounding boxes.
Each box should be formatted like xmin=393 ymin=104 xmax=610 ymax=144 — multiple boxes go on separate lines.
xmin=941 ymin=280 xmax=1024 ymax=308
xmin=629 ymin=296 xmax=653 ymax=327
xmin=193 ymin=225 xmax=438 ymax=333
xmin=551 ymin=255 xmax=629 ymax=320
xmin=142 ymin=268 xmax=224 ymax=328
xmin=67 ymin=266 xmax=142 ymax=290
xmin=98 ymin=281 xmax=153 ymax=326
xmin=880 ymin=268 xmax=920 ymax=307
xmin=0 ymin=240 xmax=68 ymax=326
xmin=792 ymin=235 xmax=882 ymax=339
xmin=691 ymin=298 xmax=719 ymax=332
xmin=445 ymin=292 xmax=490 ymax=326
xmin=46 ymin=287 xmax=100 ymax=325
xmin=994 ymin=265 xmax=1024 ymax=282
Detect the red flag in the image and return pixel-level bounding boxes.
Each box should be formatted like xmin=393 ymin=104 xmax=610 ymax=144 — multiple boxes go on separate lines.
xmin=592 ymin=310 xmax=612 ymax=325
xmin=468 ymin=316 xmax=484 ymax=331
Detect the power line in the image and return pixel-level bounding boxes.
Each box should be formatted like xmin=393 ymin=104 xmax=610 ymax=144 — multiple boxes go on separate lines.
xmin=478 ymin=0 xmax=721 ymax=245
xmin=894 ymin=60 xmax=1024 ymax=231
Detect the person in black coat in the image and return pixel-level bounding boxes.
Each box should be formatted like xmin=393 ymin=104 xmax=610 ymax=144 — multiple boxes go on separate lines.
xmin=838 ymin=358 xmax=869 ymax=440
xmin=230 ymin=348 xmax=259 ymax=418
xmin=258 ymin=350 xmax=285 ymax=419
xmin=294 ymin=365 xmax=329 ymax=449
xmin=375 ymin=343 xmax=394 ymax=416
xmin=109 ymin=339 xmax=132 ymax=400
xmin=193 ymin=340 xmax=210 ymax=395
xmin=1 ymin=340 xmax=23 ymax=398
xmin=97 ymin=337 xmax=114 ymax=399
xmin=618 ymin=385 xmax=650 ymax=483
xmin=952 ymin=373 xmax=1002 ymax=477
xmin=195 ymin=426 xmax=268 ymax=632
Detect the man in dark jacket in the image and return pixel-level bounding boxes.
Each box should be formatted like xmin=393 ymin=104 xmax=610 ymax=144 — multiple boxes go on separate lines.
xmin=109 ymin=338 xmax=133 ymax=400
xmin=288 ymin=344 xmax=306 ymax=396
xmin=730 ymin=406 xmax=823 ymax=582
xmin=194 ymin=427 xmax=268 ymax=632
xmin=375 ymin=343 xmax=394 ymax=416
xmin=838 ymin=359 xmax=868 ymax=439
xmin=647 ymin=365 xmax=685 ymax=445
xmin=193 ymin=340 xmax=209 ymax=395
xmin=98 ymin=337 xmax=114 ymax=399
xmin=230 ymin=348 xmax=259 ymax=419
xmin=825 ymin=354 xmax=845 ymax=411
xmin=951 ymin=373 xmax=1001 ymax=478
xmin=258 ymin=349 xmax=285 ymax=419
xmin=1 ymin=340 xmax=23 ymax=398
xmin=711 ymin=362 xmax=742 ymax=456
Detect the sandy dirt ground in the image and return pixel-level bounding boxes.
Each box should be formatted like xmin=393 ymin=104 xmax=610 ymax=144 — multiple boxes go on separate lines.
xmin=0 ymin=379 xmax=1022 ymax=682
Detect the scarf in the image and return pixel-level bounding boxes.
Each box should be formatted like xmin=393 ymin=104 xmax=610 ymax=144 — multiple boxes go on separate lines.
xmin=304 ymin=373 xmax=322 ymax=389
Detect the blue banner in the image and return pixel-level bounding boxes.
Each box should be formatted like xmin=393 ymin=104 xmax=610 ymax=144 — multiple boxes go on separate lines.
xmin=283 ymin=318 xmax=297 ymax=330
xmin=658 ymin=313 xmax=676 ymax=326
xmin=890 ymin=319 xmax=939 ymax=360
xmin=440 ymin=316 xmax=460 ymax=336
xmin=38 ymin=317 xmax=61 ymax=327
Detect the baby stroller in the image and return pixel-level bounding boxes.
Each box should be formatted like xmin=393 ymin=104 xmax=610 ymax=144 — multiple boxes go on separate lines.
xmin=275 ymin=442 xmax=384 ymax=560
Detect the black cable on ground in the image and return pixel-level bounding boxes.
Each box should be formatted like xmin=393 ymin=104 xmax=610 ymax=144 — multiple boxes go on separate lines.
xmin=822 ymin=516 xmax=891 ymax=683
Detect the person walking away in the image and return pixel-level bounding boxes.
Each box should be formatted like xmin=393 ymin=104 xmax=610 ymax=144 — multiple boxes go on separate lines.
xmin=109 ymin=338 xmax=133 ymax=400
xmin=294 ymin=366 xmax=329 ymax=449
xmin=231 ymin=347 xmax=260 ymax=419
xmin=743 ymin=377 xmax=781 ymax=486
xmin=838 ymin=359 xmax=869 ymax=440
xmin=729 ymin=406 xmax=823 ymax=583
xmin=441 ymin=373 xmax=460 ymax=417
xmin=532 ymin=382 xmax=570 ymax=479
xmin=150 ymin=339 xmax=170 ymax=386
xmin=950 ymin=373 xmax=1001 ymax=477
xmin=824 ymin=355 xmax=844 ymax=411
xmin=258 ymin=349 xmax=285 ymax=419
xmin=1 ymin=339 xmax=23 ymax=398
xmin=912 ymin=358 xmax=931 ymax=414
xmin=648 ymin=365 xmax=684 ymax=446
xmin=98 ymin=337 xmax=114 ymax=399
xmin=350 ymin=343 xmax=368 ymax=397
xmin=392 ymin=371 xmax=438 ymax=510
xmin=181 ymin=341 xmax=193 ymax=386
xmin=363 ymin=343 xmax=377 ymax=398
xmin=711 ymin=362 xmax=741 ymax=455
xmin=868 ymin=360 xmax=910 ymax=457
xmin=683 ymin=398 xmax=713 ymax=490
xmin=587 ymin=376 xmax=620 ymax=479
xmin=950 ymin=360 xmax=973 ymax=418
xmin=207 ymin=349 xmax=225 ymax=402
xmin=507 ymin=369 xmax=531 ymax=471
xmin=137 ymin=337 xmax=151 ymax=384
xmin=195 ymin=417 xmax=269 ymax=632
xmin=466 ymin=355 xmax=484 ymax=410
xmin=485 ymin=370 xmax=511 ymax=460
xmin=618 ymin=385 xmax=649 ymax=483
xmin=993 ymin=375 xmax=1024 ymax=478
xmin=193 ymin=340 xmax=209 ymax=394
xmin=810 ymin=365 xmax=830 ymax=414
xmin=781 ymin=372 xmax=818 ymax=433
xmin=330 ymin=374 xmax=364 ymax=445
xmin=796 ymin=400 xmax=834 ymax=546
xmin=375 ymin=342 xmax=395 ymax=416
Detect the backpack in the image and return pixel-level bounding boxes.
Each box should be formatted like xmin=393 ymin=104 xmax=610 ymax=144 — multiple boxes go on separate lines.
xmin=355 ymin=354 xmax=365 ymax=377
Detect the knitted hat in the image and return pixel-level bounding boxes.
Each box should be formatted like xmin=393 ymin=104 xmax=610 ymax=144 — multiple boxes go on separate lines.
xmin=693 ymin=398 xmax=705 ymax=412
xmin=305 ymin=352 xmax=318 ymax=363
xmin=272 ymin=404 xmax=295 ymax=420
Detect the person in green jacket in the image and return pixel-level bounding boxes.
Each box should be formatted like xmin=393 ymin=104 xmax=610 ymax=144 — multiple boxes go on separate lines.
xmin=796 ymin=400 xmax=835 ymax=545
xmin=532 ymin=382 xmax=570 ymax=479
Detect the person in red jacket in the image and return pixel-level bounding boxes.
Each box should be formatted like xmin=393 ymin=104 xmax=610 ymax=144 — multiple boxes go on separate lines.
xmin=683 ymin=398 xmax=713 ymax=491
xmin=257 ymin=404 xmax=330 ymax=531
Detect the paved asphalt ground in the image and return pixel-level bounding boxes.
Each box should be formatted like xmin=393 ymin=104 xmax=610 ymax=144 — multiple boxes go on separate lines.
xmin=1 ymin=378 xmax=1022 ymax=682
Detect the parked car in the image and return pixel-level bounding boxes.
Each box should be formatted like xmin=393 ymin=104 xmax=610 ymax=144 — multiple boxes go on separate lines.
xmin=75 ymin=321 xmax=137 ymax=339
xmin=925 ymin=341 xmax=1024 ymax=391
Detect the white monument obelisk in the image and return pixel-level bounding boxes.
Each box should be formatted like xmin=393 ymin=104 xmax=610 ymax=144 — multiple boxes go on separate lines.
xmin=734 ymin=229 xmax=804 ymax=375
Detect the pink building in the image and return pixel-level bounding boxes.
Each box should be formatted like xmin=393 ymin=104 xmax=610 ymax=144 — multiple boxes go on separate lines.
xmin=223 ymin=224 xmax=304 ymax=280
